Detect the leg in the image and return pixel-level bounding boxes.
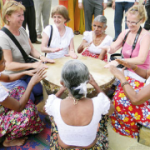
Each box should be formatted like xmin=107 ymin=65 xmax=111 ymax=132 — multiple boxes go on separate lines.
xmin=42 ymin=0 xmax=51 ymax=28
xmin=34 ymin=0 xmax=43 ymax=36
xmin=26 ymin=6 xmax=37 ymax=43
xmin=94 ymin=0 xmax=103 ymax=17
xmin=83 ymin=0 xmax=94 ymax=31
xmin=114 ymin=2 xmax=124 ymax=40
xmin=144 ymin=6 xmax=150 ymax=30
xmin=124 ymin=2 xmax=134 ymax=29
xmin=2 ymin=87 xmax=44 ymax=146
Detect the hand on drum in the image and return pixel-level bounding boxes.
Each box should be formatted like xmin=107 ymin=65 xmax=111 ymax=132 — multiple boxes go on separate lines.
xmin=65 ymin=51 xmax=78 ymax=59
xmin=51 ymin=47 xmax=63 ymax=53
xmin=40 ymin=56 xmax=55 ymax=64
xmin=88 ymin=74 xmax=97 ymax=86
xmin=116 ymin=59 xmax=135 ymax=70
xmin=104 ymin=60 xmax=119 ymax=68
xmin=109 ymin=65 xmax=126 ymax=81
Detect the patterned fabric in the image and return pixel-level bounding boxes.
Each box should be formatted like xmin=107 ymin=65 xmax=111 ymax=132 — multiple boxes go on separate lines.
xmin=0 ymin=86 xmax=45 ymax=140
xmin=49 ymin=115 xmax=109 ymax=150
xmin=111 ymin=76 xmax=150 ymax=138
xmin=82 ymin=49 xmax=107 ymax=62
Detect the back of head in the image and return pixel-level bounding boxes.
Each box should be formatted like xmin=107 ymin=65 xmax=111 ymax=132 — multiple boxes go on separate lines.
xmin=51 ymin=5 xmax=70 ymax=23
xmin=61 ymin=60 xmax=89 ymax=99
xmin=2 ymin=0 xmax=25 ymax=25
xmin=0 ymin=47 xmax=3 ymax=61
xmin=94 ymin=15 xmax=107 ymax=27
xmin=126 ymin=5 xmax=147 ymax=23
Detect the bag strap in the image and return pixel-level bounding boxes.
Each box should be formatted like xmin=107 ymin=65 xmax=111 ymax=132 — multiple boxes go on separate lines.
xmin=1 ymin=27 xmax=29 ymax=62
xmin=45 ymin=25 xmax=53 ymax=56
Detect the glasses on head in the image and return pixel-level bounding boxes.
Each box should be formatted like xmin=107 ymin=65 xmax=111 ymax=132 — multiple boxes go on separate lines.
xmin=8 ymin=1 xmax=22 ymax=8
xmin=125 ymin=19 xmax=141 ymax=26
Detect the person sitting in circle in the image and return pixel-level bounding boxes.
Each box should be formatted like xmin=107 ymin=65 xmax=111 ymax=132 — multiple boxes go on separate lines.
xmin=0 ymin=47 xmax=45 ymax=147
xmin=44 ymin=59 xmax=114 ymax=149
xmin=41 ymin=5 xmax=78 ymax=59
xmin=77 ymin=15 xmax=113 ymax=62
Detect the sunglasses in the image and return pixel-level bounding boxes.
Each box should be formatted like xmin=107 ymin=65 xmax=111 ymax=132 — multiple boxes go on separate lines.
xmin=8 ymin=1 xmax=22 ymax=8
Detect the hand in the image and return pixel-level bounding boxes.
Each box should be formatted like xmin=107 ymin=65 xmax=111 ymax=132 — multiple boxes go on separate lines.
xmin=78 ymin=3 xmax=83 ymax=9
xmin=31 ymin=61 xmax=49 ymax=69
xmin=104 ymin=60 xmax=119 ymax=68
xmin=25 ymin=69 xmax=36 ymax=76
xmin=40 ymin=56 xmax=55 ymax=64
xmin=116 ymin=59 xmax=135 ymax=69
xmin=83 ymin=42 xmax=92 ymax=49
xmin=30 ymin=67 xmax=47 ymax=86
xmin=112 ymin=1 xmax=115 ymax=9
xmin=103 ymin=3 xmax=107 ymax=10
xmin=65 ymin=51 xmax=78 ymax=59
xmin=88 ymin=74 xmax=97 ymax=86
xmin=51 ymin=47 xmax=63 ymax=53
xmin=109 ymin=65 xmax=125 ymax=80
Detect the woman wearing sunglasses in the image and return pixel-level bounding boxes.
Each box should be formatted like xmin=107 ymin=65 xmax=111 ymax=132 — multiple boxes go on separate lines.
xmin=0 ymin=0 xmax=54 ymax=103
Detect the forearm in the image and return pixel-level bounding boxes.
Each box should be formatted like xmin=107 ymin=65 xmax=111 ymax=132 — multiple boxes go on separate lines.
xmin=77 ymin=45 xmax=84 ymax=53
xmin=19 ymin=82 xmax=34 ymax=111
xmin=5 ymin=62 xmax=34 ymax=71
xmin=8 ymin=71 xmax=28 ymax=82
xmin=91 ymin=82 xmax=102 ymax=94
xmin=55 ymin=87 xmax=66 ymax=98
xmin=124 ymin=57 xmax=146 ymax=65
xmin=41 ymin=46 xmax=53 ymax=53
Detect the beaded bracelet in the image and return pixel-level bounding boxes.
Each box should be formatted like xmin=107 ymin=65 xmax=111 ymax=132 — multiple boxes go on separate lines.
xmin=121 ymin=81 xmax=129 ymax=87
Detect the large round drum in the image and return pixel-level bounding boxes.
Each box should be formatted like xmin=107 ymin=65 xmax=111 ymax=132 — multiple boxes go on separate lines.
xmin=43 ymin=55 xmax=115 ymax=97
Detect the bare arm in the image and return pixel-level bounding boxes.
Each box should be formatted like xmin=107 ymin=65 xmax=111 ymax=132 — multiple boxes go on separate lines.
xmin=77 ymin=40 xmax=91 ymax=53
xmin=0 ymin=70 xmax=36 ymax=82
xmin=88 ymin=74 xmax=114 ymax=115
xmin=110 ymin=65 xmax=150 ymax=105
xmin=0 ymin=67 xmax=46 ymax=111
xmin=41 ymin=32 xmax=63 ymax=53
xmin=122 ymin=34 xmax=150 ymax=65
xmin=55 ymin=86 xmax=67 ymax=98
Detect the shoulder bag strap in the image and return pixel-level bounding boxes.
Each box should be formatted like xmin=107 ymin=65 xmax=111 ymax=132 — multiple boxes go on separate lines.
xmin=1 ymin=27 xmax=29 ymax=62
xmin=45 ymin=25 xmax=53 ymax=56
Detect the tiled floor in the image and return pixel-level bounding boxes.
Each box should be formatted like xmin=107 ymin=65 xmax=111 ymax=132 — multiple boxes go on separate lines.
xmin=33 ymin=1 xmax=150 ymax=150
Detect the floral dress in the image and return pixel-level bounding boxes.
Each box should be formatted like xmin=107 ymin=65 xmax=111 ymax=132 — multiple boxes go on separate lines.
xmin=111 ymin=76 xmax=150 ymax=138
xmin=0 ymin=86 xmax=45 ymax=141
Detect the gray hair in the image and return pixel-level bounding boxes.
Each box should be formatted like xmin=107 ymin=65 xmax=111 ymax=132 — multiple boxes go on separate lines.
xmin=94 ymin=15 xmax=107 ymax=27
xmin=61 ymin=60 xmax=89 ymax=99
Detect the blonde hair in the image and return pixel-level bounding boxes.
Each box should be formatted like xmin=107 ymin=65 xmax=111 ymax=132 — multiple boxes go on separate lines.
xmin=126 ymin=5 xmax=147 ymax=23
xmin=51 ymin=5 xmax=70 ymax=23
xmin=2 ymin=0 xmax=25 ymax=25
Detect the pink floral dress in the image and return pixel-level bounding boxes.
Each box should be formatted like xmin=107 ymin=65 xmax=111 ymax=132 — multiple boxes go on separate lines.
xmin=0 ymin=86 xmax=45 ymax=141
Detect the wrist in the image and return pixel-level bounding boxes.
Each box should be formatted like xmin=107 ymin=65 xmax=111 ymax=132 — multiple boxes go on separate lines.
xmin=39 ymin=54 xmax=43 ymax=60
xmin=121 ymin=81 xmax=129 ymax=87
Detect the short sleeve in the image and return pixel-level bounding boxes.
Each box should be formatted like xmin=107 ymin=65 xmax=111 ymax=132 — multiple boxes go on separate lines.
xmin=0 ymin=86 xmax=9 ymax=102
xmin=83 ymin=31 xmax=92 ymax=43
xmin=45 ymin=94 xmax=59 ymax=116
xmin=43 ymin=25 xmax=52 ymax=38
xmin=93 ymin=92 xmax=110 ymax=115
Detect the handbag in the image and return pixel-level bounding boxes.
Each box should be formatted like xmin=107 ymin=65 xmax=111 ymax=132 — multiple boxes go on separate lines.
xmin=1 ymin=27 xmax=38 ymax=63
xmin=138 ymin=124 xmax=150 ymax=147
xmin=110 ymin=26 xmax=142 ymax=68
xmin=45 ymin=25 xmax=53 ymax=56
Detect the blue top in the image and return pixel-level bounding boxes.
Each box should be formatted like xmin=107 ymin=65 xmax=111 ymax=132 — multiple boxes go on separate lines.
xmin=15 ymin=0 xmax=34 ymax=7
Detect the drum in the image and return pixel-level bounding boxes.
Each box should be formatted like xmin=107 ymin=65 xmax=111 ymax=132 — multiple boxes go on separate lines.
xmin=43 ymin=55 xmax=115 ymax=97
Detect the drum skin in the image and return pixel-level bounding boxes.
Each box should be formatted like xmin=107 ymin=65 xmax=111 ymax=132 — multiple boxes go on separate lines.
xmin=43 ymin=55 xmax=115 ymax=97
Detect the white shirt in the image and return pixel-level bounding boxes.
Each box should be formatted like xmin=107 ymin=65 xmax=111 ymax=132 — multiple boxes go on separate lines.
xmin=83 ymin=31 xmax=113 ymax=54
xmin=78 ymin=0 xmax=108 ymax=3
xmin=0 ymin=73 xmax=9 ymax=102
xmin=43 ymin=24 xmax=74 ymax=59
xmin=45 ymin=93 xmax=110 ymax=147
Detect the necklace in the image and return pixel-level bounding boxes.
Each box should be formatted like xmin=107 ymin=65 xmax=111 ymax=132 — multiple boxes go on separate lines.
xmin=93 ymin=33 xmax=106 ymax=46
xmin=68 ymin=96 xmax=79 ymax=105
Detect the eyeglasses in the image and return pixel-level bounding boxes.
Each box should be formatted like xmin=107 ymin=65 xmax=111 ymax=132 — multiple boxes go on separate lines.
xmin=8 ymin=1 xmax=22 ymax=8
xmin=125 ymin=19 xmax=141 ymax=26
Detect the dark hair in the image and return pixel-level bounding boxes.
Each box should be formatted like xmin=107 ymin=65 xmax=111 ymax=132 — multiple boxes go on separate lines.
xmin=61 ymin=60 xmax=89 ymax=99
xmin=0 ymin=47 xmax=3 ymax=61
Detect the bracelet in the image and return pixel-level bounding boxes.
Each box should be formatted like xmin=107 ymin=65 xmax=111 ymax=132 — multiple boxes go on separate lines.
xmin=133 ymin=65 xmax=138 ymax=72
xmin=121 ymin=81 xmax=129 ymax=87
xmin=39 ymin=54 xmax=43 ymax=60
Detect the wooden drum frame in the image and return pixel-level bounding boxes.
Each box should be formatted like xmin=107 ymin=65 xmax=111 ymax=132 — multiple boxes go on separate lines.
xmin=43 ymin=55 xmax=115 ymax=98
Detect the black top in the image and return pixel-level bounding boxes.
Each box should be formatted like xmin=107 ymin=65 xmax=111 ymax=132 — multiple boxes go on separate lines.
xmin=15 ymin=0 xmax=34 ymax=7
